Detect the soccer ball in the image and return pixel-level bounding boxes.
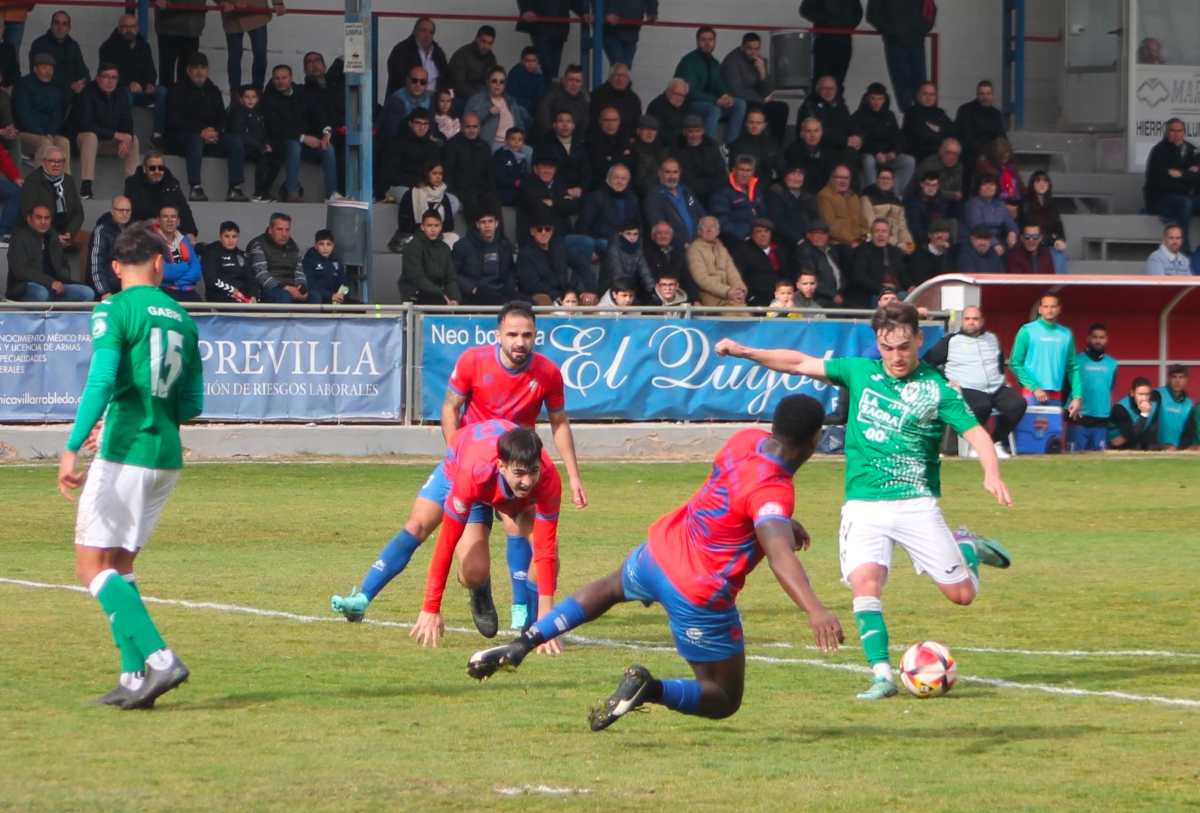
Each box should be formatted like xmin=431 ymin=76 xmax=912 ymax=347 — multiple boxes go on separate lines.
xmin=899 ymin=641 xmax=958 ymax=698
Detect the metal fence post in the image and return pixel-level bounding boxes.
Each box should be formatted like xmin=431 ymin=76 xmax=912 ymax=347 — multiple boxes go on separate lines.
xmin=591 ymin=0 xmax=605 ymax=91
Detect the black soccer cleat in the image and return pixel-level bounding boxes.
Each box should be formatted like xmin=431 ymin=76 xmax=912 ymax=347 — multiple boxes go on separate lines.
xmin=120 ymin=657 xmax=189 ymax=710
xmin=469 ymin=579 xmax=499 ymax=638
xmin=588 ymin=664 xmax=654 ymax=732
xmin=467 ymin=639 xmax=530 ymax=680
xmin=95 ymin=683 xmax=151 ymax=708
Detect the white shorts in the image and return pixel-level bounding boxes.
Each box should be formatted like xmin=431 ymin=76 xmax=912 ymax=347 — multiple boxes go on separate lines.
xmin=838 ymin=497 xmax=972 ymax=586
xmin=74 ymin=459 xmax=180 ymax=552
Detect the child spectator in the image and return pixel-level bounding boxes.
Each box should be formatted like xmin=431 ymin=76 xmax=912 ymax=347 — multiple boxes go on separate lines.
xmin=507 ymin=47 xmax=546 ymax=123
xmin=556 ymin=288 xmax=580 ymax=311
xmin=766 ymin=279 xmax=801 ymax=318
xmin=390 ymin=160 xmax=455 ymax=253
xmin=226 ymin=84 xmax=277 ymax=202
xmin=201 ymin=220 xmax=257 ymax=303
xmin=304 ymin=228 xmax=349 ymax=304
xmin=601 ymin=220 xmax=652 ymax=297
xmin=433 ymin=88 xmax=460 ymax=141
xmin=492 ymin=127 xmax=530 ymax=206
xmin=597 ymin=276 xmax=638 ymax=309
xmin=400 ymin=210 xmax=461 ymax=304
xmin=648 ymin=271 xmax=689 ymax=309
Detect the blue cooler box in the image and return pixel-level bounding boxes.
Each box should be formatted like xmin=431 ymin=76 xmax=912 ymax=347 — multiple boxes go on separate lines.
xmin=1014 ymin=405 xmax=1064 ymax=454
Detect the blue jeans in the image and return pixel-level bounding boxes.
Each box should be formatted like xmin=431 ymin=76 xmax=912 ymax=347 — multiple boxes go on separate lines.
xmin=19 ymin=282 xmax=96 ymax=302
xmin=1051 ymin=247 xmax=1068 ymax=274
xmin=1068 ymin=423 xmax=1108 ymax=452
xmin=602 ymin=36 xmax=638 ymax=70
xmin=689 ymin=98 xmax=746 ymax=145
xmin=227 ymin=26 xmax=269 ymax=94
xmin=0 ymin=176 xmax=20 ymax=233
xmin=883 ymin=40 xmax=927 ymax=113
xmin=1155 ymin=194 xmax=1200 ymax=251
xmin=563 ymin=235 xmax=602 ymax=293
xmin=180 ymin=132 xmax=245 ymax=188
xmin=281 ymin=140 xmax=338 ymax=198
xmin=2 ymin=21 xmax=24 ymax=50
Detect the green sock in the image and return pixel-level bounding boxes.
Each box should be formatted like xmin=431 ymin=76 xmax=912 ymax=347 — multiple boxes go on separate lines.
xmin=958 ymin=542 xmax=980 ymax=579
xmin=853 ymin=597 xmax=890 ymax=666
xmin=112 ymin=576 xmax=145 ymax=674
xmin=95 ymin=571 xmax=166 ymax=661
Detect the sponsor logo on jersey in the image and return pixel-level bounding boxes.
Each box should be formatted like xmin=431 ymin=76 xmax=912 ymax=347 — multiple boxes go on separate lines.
xmin=756 ymin=501 xmax=786 ymax=519
xmin=452 ymin=497 xmax=467 ymax=514
xmin=685 ymin=627 xmax=704 ymax=642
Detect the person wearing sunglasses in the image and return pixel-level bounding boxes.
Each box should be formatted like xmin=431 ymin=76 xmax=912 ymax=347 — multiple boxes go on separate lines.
xmin=381 ymin=67 xmax=433 ymax=140
xmin=1004 ymin=223 xmax=1055 ymax=274
xmin=464 ymin=65 xmax=532 ymax=152
xmin=122 ymin=151 xmax=198 ymax=239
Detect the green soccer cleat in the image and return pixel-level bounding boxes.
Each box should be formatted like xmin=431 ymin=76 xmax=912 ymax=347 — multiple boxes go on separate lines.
xmin=856 ymin=676 xmax=899 ymax=701
xmin=955 ymin=527 xmax=1012 ymax=569
xmin=509 ymin=603 xmax=529 ymax=631
xmin=588 ymin=664 xmax=654 ymax=731
xmin=331 ymin=590 xmax=370 ymax=622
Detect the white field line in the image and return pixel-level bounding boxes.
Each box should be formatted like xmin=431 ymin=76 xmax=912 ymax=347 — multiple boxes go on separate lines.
xmin=3 ymin=577 xmax=1198 ymax=709
xmin=757 ymin=640 xmax=1200 ymax=659
xmin=495 ymin=785 xmax=592 ymax=796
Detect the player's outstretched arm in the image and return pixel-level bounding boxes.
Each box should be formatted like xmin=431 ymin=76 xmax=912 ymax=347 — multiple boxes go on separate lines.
xmin=714 ymin=338 xmax=830 ymax=381
xmin=962 ymin=425 xmax=1014 ymax=507
xmin=758 ymin=520 xmax=844 ymax=652
xmin=548 ymin=410 xmax=587 ymax=508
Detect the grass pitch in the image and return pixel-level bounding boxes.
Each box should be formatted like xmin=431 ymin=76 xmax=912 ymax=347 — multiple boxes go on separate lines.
xmin=1 ymin=455 xmax=1198 ymax=811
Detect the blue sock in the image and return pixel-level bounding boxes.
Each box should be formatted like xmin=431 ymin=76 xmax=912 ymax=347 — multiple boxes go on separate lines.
xmin=359 ymin=529 xmax=423 ymax=600
xmin=523 ymin=596 xmax=587 ymax=646
xmin=524 ymin=579 xmax=540 ymax=624
xmin=657 ymin=679 xmax=703 ymax=714
xmin=505 ymin=535 xmax=532 ymax=606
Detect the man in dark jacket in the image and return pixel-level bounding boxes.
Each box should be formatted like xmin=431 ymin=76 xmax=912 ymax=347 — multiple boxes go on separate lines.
xmin=517 ymin=152 xmax=579 ymax=237
xmin=386 ymin=17 xmax=448 ymax=99
xmin=728 ymin=107 xmax=783 ymax=184
xmin=903 ymin=219 xmax=954 ymax=288
xmin=955 ymin=80 xmax=1006 ymax=169
xmin=905 ymin=170 xmax=957 ymax=245
xmin=377 ymin=107 xmax=442 ymax=199
xmin=645 ymin=77 xmax=690 ymax=147
xmin=586 ymin=106 xmax=635 ymax=189
xmin=453 ymin=208 xmax=518 ymax=305
xmin=516 ymin=0 xmax=587 ymax=80
xmin=98 ymin=15 xmax=157 ymax=107
xmin=535 ymin=64 xmax=589 ymax=136
xmin=866 ymin=0 xmax=935 ymax=112
xmin=1143 ymin=118 xmax=1200 ymax=251
xmin=247 ymin=212 xmax=308 ymax=304
xmin=794 ymin=219 xmax=844 ymax=306
xmin=124 ymin=152 xmax=197 ymax=237
xmin=783 ymin=117 xmax=835 ymax=193
xmin=675 ymin=115 xmax=724 ymax=204
xmin=14 ymin=53 xmax=69 ymax=166
xmin=29 ymin=11 xmax=88 ymax=96
xmin=675 ymin=27 xmax=745 ymax=146
xmin=766 ymin=164 xmax=819 ymax=250
xmin=720 ymin=32 xmax=790 ymax=142
xmin=852 ymin=82 xmax=914 ymax=191
xmin=709 ymin=154 xmax=764 ymax=244
xmin=447 ymin=26 xmax=498 ymax=103
xmin=800 ymin=0 xmax=863 ymax=88
xmin=847 ymin=217 xmax=906 ymax=306
xmin=262 ymin=63 xmax=337 ymax=202
xmin=6 ymin=204 xmax=95 ymax=301
xmin=589 ymin=63 xmax=641 ymax=139
xmin=956 ymin=225 xmax=1005 ymax=275
xmin=75 ymin=64 xmax=139 ymax=199
xmin=201 ymin=220 xmax=257 ymax=303
xmin=507 ymin=48 xmax=547 ymax=123
xmin=86 ymin=195 xmax=132 ymax=298
xmin=303 ymin=52 xmax=347 ymax=193
xmin=166 ymin=53 xmax=247 ymax=202
xmin=444 ymin=112 xmax=497 ymax=205
xmin=21 ymin=144 xmax=88 ymax=264
xmin=601 ymin=0 xmax=657 ymax=71
xmin=643 ymin=157 xmax=704 ymax=244
xmin=400 ymin=209 xmax=461 ymax=304
xmin=796 ymin=74 xmax=862 ymax=153
xmin=536 ymin=109 xmax=589 ymax=193
xmin=732 ymin=218 xmax=788 ymax=305
xmin=902 ymin=81 xmax=953 ymax=162
xmin=644 ymin=219 xmax=697 ymax=301
xmin=516 ymin=208 xmax=570 ymax=304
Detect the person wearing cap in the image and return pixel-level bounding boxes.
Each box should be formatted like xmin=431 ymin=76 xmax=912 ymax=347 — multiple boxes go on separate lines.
xmin=645 ymin=77 xmax=690 ymax=147
xmin=956 ymin=224 xmax=1005 ymax=275
xmin=643 ymin=157 xmax=704 ymax=245
xmin=29 ymin=10 xmax=88 ymax=96
xmin=728 ymin=107 xmax=783 ymax=185
xmin=904 ymin=219 xmax=954 ymax=288
xmin=166 ymin=52 xmax=248 ymax=203
xmin=519 ymin=148 xmax=580 ymax=238
xmin=710 ymin=154 xmax=765 ymax=245
xmin=766 ymin=164 xmax=819 ymax=251
xmin=631 ymin=113 xmax=666 ymax=196
xmin=516 ymin=206 xmax=570 ymax=305
xmin=674 ymin=27 xmax=746 ymax=146
xmin=687 ymin=215 xmax=746 ymax=308
xmin=733 ymin=217 xmax=789 ymax=306
xmin=586 ymin=106 xmax=634 ymax=191
xmin=14 ymin=52 xmax=69 ymax=168
xmin=675 ymin=114 xmax=724 ymax=204
xmin=720 ymin=32 xmax=790 ymax=143
xmin=847 ymin=217 xmax=906 ymax=308
xmin=589 ymin=63 xmax=642 ymax=141
xmin=852 ymin=81 xmax=915 ymax=192
xmin=794 ymin=218 xmax=845 ymax=306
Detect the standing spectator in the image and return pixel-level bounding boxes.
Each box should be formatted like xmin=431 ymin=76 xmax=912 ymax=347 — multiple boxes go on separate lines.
xmin=444 ymin=113 xmax=495 ymax=206
xmin=201 ymin=220 xmax=257 ymax=303
xmin=391 ymin=160 xmax=455 ymax=253
xmin=956 ymin=225 xmax=1005 ymax=274
xmin=447 ymin=26 xmax=498 ymax=104
xmin=1006 ymin=223 xmax=1055 ymax=274
xmin=491 ymin=127 xmax=529 ymax=207
xmin=21 ymin=144 xmax=88 ymax=261
xmin=645 ymin=77 xmax=689 ymax=147
xmin=123 ymin=151 xmax=196 ymax=236
xmin=720 ymin=32 xmax=790 ymax=142
xmin=1145 ymin=223 xmax=1191 ymax=275
xmin=166 ymin=53 xmax=247 ymax=203
xmin=601 ymin=220 xmax=651 ymax=295
xmin=675 ymin=27 xmax=746 ymax=146
xmin=1157 ymin=365 xmax=1195 ymax=449
xmin=586 ymin=106 xmax=635 ymax=186
xmin=516 ymin=151 xmax=578 ymax=239
xmin=794 ymin=219 xmax=843 ymax=305
xmin=303 ymin=228 xmax=348 ymax=305
xmin=247 ymin=211 xmax=307 ymax=304
xmin=516 ymin=208 xmax=570 ymax=305
xmin=1143 ymin=117 xmax=1200 ymax=251
xmin=847 ymin=218 xmax=905 ymax=307
xmin=799 ymin=0 xmax=863 ymax=89
xmin=76 ymin=64 xmax=140 ymax=200
xmin=303 ymin=52 xmax=346 ymax=192
xmin=466 ymin=66 xmax=533 ymax=152
xmin=154 ymin=0 xmax=205 ymax=87
xmin=630 ymin=114 xmax=666 ymax=196
xmin=1109 ymin=379 xmax=1160 ymax=451
xmin=642 ymin=156 xmax=704 ymax=244
xmin=1068 ymin=323 xmax=1117 ymax=452
xmin=644 ymin=220 xmax=694 ymax=301
xmin=902 ymin=82 xmax=953 ymax=162
xmin=6 ymin=204 xmax=93 ymax=301
xmin=1019 ymin=170 xmax=1067 ymax=273
xmin=98 ymin=16 xmax=156 ymax=107
xmin=589 ymin=62 xmax=641 ymax=139
xmin=866 ymin=0 xmax=935 ymax=113
xmin=962 ymin=174 xmax=1017 ymax=251
xmin=226 ymin=84 xmax=276 ymax=202
xmin=728 ymin=107 xmax=783 ymax=185
xmin=955 ymin=80 xmax=1005 ymax=172
xmin=400 ymin=210 xmax=461 ymax=305
xmin=29 ymin=11 xmax=88 ymax=97
xmin=2 ymin=0 xmax=36 ymax=51
xmin=602 ymin=0 xmax=658 ymax=71
xmin=853 ymin=82 xmax=915 ymax=191
xmin=766 ymin=164 xmax=819 ymax=250
xmin=796 ymin=75 xmax=862 ymax=155
xmin=152 ymin=204 xmax=201 ymax=301
xmin=733 ymin=217 xmax=788 ymax=305
xmin=86 ymin=195 xmax=132 ymax=299
xmin=1009 ymin=292 xmax=1082 ymax=416
xmin=516 ymin=0 xmax=588 ymax=81
xmin=905 ymin=171 xmax=956 ymax=246
xmin=860 ymin=166 xmax=913 ymax=250
xmin=709 ymin=154 xmax=764 ymax=244
xmin=674 ymin=115 xmax=724 ymax=204
xmin=222 ymin=0 xmax=285 ymax=96
xmin=817 ymin=163 xmax=866 ymax=252
xmin=385 ymin=17 xmax=447 ymax=99
xmin=912 ymin=136 xmax=964 ymax=205
xmin=783 ymin=117 xmax=834 ymax=193
xmin=262 ymin=64 xmax=338 ymax=203
xmin=432 ymin=88 xmax=460 ymax=141
xmin=903 ymin=219 xmax=954 ymax=288
xmin=0 ymin=136 xmax=20 ymax=243
xmin=687 ymin=215 xmax=746 ymax=307
xmin=14 ymin=53 xmax=69 ymax=167
xmin=536 ymin=63 xmax=588 ymax=136
xmin=923 ymin=305 xmax=1025 ymax=458
xmin=508 ymin=48 xmax=547 ymax=124
xmin=453 ymin=207 xmax=518 ymax=305
xmin=381 ymin=67 xmax=432 ymax=140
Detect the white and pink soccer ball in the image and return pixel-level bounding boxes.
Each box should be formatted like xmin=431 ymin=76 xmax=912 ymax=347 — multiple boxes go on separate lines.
xmin=899 ymin=641 xmax=958 ymax=698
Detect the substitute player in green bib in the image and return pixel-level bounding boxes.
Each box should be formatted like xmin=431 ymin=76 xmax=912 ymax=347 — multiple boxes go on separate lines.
xmin=716 ymin=302 xmax=1014 ymax=700
xmin=57 ymin=223 xmax=204 ymax=710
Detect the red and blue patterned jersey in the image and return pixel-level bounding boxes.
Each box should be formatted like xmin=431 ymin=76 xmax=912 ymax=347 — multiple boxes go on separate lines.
xmin=423 ymin=419 xmax=562 ymax=612
xmin=448 ymin=346 xmax=566 ymax=429
xmin=647 ymin=428 xmax=796 ymax=610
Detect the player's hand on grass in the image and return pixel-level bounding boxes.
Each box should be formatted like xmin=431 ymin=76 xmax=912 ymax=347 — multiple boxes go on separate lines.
xmin=410 ymin=611 xmax=445 ymax=647
xmin=569 ymin=478 xmax=588 ymax=508
xmin=57 ymin=451 xmax=85 ymax=501
xmin=983 ymin=472 xmax=1014 ymax=507
xmin=535 ymin=638 xmax=562 ymax=656
xmin=790 ymin=519 xmax=812 ymax=551
xmin=714 ymin=338 xmax=744 ymax=358
xmin=808 ymin=606 xmax=844 ymax=652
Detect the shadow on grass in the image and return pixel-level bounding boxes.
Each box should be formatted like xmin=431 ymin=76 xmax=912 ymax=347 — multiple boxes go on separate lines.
xmin=773 ymin=723 xmax=1100 ymax=755
xmin=168 ymin=680 xmax=582 ymax=711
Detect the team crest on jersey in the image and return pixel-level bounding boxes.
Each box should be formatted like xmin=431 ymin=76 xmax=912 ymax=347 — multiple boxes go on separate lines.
xmin=452 ymin=497 xmax=467 ymax=514
xmin=757 ymin=501 xmax=787 ymax=519
xmin=91 ymin=316 xmax=107 ymax=338
xmin=685 ymin=627 xmax=704 ymax=642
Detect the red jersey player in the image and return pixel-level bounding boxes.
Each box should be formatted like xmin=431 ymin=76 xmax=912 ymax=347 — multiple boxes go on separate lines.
xmin=467 ymin=395 xmax=844 ymax=731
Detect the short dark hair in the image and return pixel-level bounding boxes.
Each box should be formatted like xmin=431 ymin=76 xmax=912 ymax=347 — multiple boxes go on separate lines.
xmin=978 ymin=79 xmax=994 ymax=90
xmin=697 ymin=25 xmax=716 ymax=38
xmin=871 ymin=301 xmax=921 ymax=335
xmin=1088 ymin=322 xmax=1107 ymax=333
xmin=921 ymin=171 xmax=940 ymax=183
xmin=1130 ymin=376 xmax=1153 ymax=392
xmin=564 ymin=64 xmax=583 ymax=76
xmin=97 ymin=61 xmax=118 ymax=75
xmin=497 ymin=427 xmax=543 ymax=468
xmin=112 ymin=222 xmax=168 ymax=265
xmin=1167 ymin=364 xmax=1189 ymax=376
xmin=611 ymin=277 xmax=637 ymax=293
xmin=505 ymin=126 xmax=525 ymax=139
xmin=239 ymin=84 xmax=260 ymax=96
xmin=315 ymin=228 xmax=334 ymax=242
xmin=775 ymin=279 xmax=795 ymax=290
xmin=797 ymin=269 xmax=818 ymax=280
xmin=741 ymin=32 xmax=761 ymax=45
xmin=420 ymin=210 xmax=443 ymax=223
xmin=497 ymin=300 xmax=536 ymax=325
xmin=477 ymin=25 xmax=496 ymax=39
xmin=272 ymin=63 xmax=292 ymax=76
xmin=521 ymin=46 xmax=538 ymax=59
xmin=186 ymin=52 xmax=208 ymax=68
xmin=269 ymin=212 xmax=293 ymax=227
xmin=219 ymin=220 xmax=240 ymax=234
xmin=771 ymin=394 xmax=825 ymax=449
xmin=1039 ymin=292 xmax=1060 ymax=305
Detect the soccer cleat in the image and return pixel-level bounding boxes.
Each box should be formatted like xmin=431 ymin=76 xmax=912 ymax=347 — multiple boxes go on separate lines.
xmin=589 ymin=664 xmax=655 ymax=731
xmin=121 ymin=657 xmax=189 ymax=710
xmin=95 ymin=684 xmax=150 ymax=708
xmin=856 ymin=676 xmax=899 ymax=701
xmin=509 ymin=603 xmax=529 ymax=631
xmin=467 ymin=639 xmax=530 ymax=680
xmin=330 ymin=590 xmax=369 ymax=622
xmin=993 ymin=441 xmax=1012 ymax=460
xmin=954 ymin=527 xmax=1012 ymax=569
xmin=469 ymin=580 xmax=499 ymax=638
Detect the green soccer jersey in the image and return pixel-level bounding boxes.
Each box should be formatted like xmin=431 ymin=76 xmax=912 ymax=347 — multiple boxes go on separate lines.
xmin=825 ymin=356 xmax=978 ymax=501
xmin=84 ymin=286 xmax=203 ymax=469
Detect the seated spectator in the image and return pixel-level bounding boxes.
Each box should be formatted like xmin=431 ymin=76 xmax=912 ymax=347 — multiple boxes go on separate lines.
xmin=385 ymin=17 xmax=447 ymax=99
xmin=466 ymin=66 xmax=533 ymax=153
xmin=124 ymin=151 xmax=197 ymax=237
xmin=904 ymin=220 xmax=954 ymax=288
xmin=400 ymin=209 xmax=461 ymax=305
xmin=687 ymin=215 xmax=746 ymax=307
xmin=6 ymin=204 xmax=94 ymax=301
xmin=516 ymin=150 xmax=579 ymax=240
xmin=516 ymin=209 xmax=570 ymax=305
xmin=905 ymin=171 xmax=957 ymax=246
xmin=975 ymin=136 xmax=1023 ymax=215
xmin=226 ymin=84 xmax=276 ymax=202
xmin=0 ymin=83 xmax=19 ymax=168
xmin=631 ymin=115 xmax=666 ymax=196
xmin=1137 ymin=37 xmax=1165 ymax=65
xmin=444 ymin=113 xmax=496 ymax=208
xmin=165 ymin=53 xmax=247 ymax=203
xmin=728 ymin=107 xmax=782 ymax=185
xmin=587 ymin=106 xmax=635 ymax=189
xmin=601 ymin=220 xmax=652 ymax=295
xmin=30 ymin=11 xmax=89 ymax=99
xmin=1143 ymin=117 xmax=1200 ymax=251
xmin=392 ymin=160 xmax=455 ymax=253
xmin=537 ymin=109 xmax=589 ymax=194
xmin=453 ymin=207 xmax=518 ymax=305
xmin=766 ymin=278 xmax=800 ymax=318
xmin=645 ymin=77 xmax=690 ymax=147
xmin=853 ymin=82 xmax=915 ymax=192
xmin=647 ymin=269 xmax=689 ymax=309
xmin=22 ymin=145 xmax=89 ymax=261
xmin=721 ymin=32 xmax=789 ymax=143
xmin=955 ymin=79 xmax=1006 ymax=171
xmin=860 ymin=167 xmax=913 ymax=251
xmin=573 ymin=163 xmax=639 ymax=274
xmin=675 ymin=27 xmax=746 ymax=146
xmin=536 ymin=64 xmax=589 ymax=137
xmin=382 ymin=66 xmax=432 ymax=139
xmin=152 ymin=204 xmax=201 ymax=301
xmin=597 ymin=276 xmax=639 ymax=310
xmin=962 ymin=174 xmax=1017 ymax=251
xmin=766 ymin=164 xmax=818 ymax=251
xmin=1109 ymin=378 xmax=1160 ymax=451
xmin=957 ymin=224 xmax=1006 ymax=274
xmin=902 ymin=82 xmax=953 ymax=163
xmin=643 ymin=157 xmax=704 ymax=245
xmin=1157 ymin=365 xmax=1195 ymax=449
xmin=795 ymin=269 xmax=822 ymax=308
xmin=378 ymin=107 xmax=443 ymax=201
xmin=1069 ymin=323 xmax=1118 ymax=452
xmin=248 ymin=212 xmax=308 ymax=305
xmin=262 ymin=63 xmax=338 ymax=202
xmin=782 ymin=117 xmax=834 ymax=194
xmin=795 ymin=74 xmax=861 ymax=156
xmin=794 ymin=219 xmax=844 ymax=306
xmin=99 ymin=14 xmax=156 ymax=107
xmin=201 ymin=219 xmax=257 ymax=303
xmin=589 ymin=62 xmax=641 ymax=140
xmin=303 ymin=51 xmax=347 ymax=191
xmin=447 ymin=26 xmax=498 ymax=104
xmin=818 ymin=163 xmax=867 ymax=252
xmin=644 ymin=220 xmax=696 ymax=302
xmin=912 ymin=137 xmax=964 ymax=205
xmin=847 ymin=218 xmax=906 ymax=308
xmin=87 ymin=196 xmax=132 ymax=299
xmin=14 ymin=53 xmax=70 ymax=167
xmin=1145 ymin=223 xmax=1191 ymax=276
xmin=1006 ymin=223 xmax=1055 ymax=274
xmin=1020 ymin=171 xmax=1068 ymax=274
xmin=75 ymin=63 xmax=140 ymax=200
xmin=0 ymin=141 xmax=19 ymax=243
xmin=304 ymin=229 xmax=349 ymax=305
xmin=674 ymin=115 xmax=724 ymax=204
xmin=492 ymin=127 xmax=530 ymax=206
xmin=433 ymin=89 xmax=460 ymax=141
xmin=1193 ymin=249 xmax=1200 ymax=277
xmin=556 ymin=288 xmax=580 ymax=310
xmin=710 ymin=154 xmax=765 ymax=245
xmin=733 ymin=217 xmax=788 ymax=305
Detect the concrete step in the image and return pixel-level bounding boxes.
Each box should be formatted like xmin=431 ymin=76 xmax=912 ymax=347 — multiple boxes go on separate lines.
xmin=1009 ymin=130 xmax=1100 ymax=173
xmin=1061 ymin=212 xmax=1186 ymax=261
xmin=1067 ymin=260 xmax=1148 ymax=276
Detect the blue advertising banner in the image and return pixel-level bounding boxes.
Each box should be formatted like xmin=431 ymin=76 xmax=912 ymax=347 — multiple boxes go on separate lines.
xmin=0 ymin=311 xmax=92 ymax=420
xmin=420 ymin=316 xmax=946 ymax=421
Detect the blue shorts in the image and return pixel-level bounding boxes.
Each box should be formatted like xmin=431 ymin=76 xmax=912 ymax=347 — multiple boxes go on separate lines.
xmin=416 ymin=461 xmax=494 ymax=526
xmin=620 ymin=542 xmax=744 ymax=663
xmin=1068 ymin=424 xmax=1108 ymax=452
